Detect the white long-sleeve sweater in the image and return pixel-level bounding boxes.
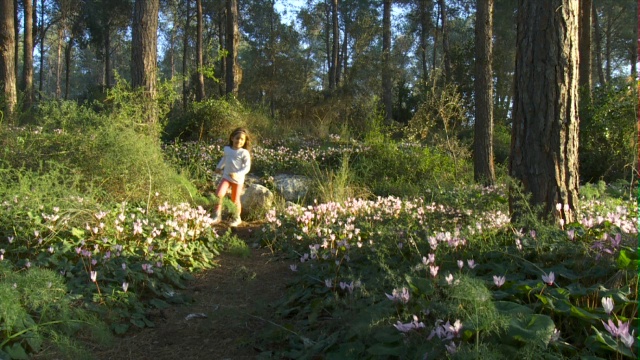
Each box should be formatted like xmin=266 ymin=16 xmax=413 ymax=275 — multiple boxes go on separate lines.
xmin=216 ymin=146 xmax=251 ymax=185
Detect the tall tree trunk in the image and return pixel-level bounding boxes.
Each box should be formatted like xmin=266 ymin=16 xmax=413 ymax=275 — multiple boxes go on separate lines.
xmin=13 ymin=0 xmax=18 ymax=82
xmin=437 ymin=0 xmax=451 ymax=81
xmin=1 ymin=0 xmax=17 ymax=122
xmin=510 ymin=0 xmax=580 ymax=224
xmin=382 ymin=0 xmax=392 ymax=124
xmin=217 ymin=8 xmax=225 ymax=97
xmin=338 ymin=17 xmax=347 ymax=85
xmin=38 ymin=0 xmax=44 ymax=99
xmin=131 ymin=0 xmax=160 ymax=125
xmin=578 ymin=0 xmax=591 ymax=98
xmin=56 ymin=26 xmax=63 ymax=99
xmin=473 ymin=0 xmax=495 ymax=186
xmin=195 ymin=0 xmax=205 ymax=101
xmin=418 ymin=0 xmax=432 ymax=84
xmin=182 ymin=0 xmax=190 ymax=109
xmin=225 ymin=0 xmax=239 ymax=96
xmin=104 ymin=25 xmax=111 ymax=88
xmin=328 ymin=0 xmax=338 ymax=91
xmin=22 ymin=0 xmax=34 ymax=108
xmin=604 ymin=14 xmax=611 ymax=83
xmin=592 ymin=4 xmax=604 ymax=85
xmin=64 ymin=38 xmax=72 ymax=100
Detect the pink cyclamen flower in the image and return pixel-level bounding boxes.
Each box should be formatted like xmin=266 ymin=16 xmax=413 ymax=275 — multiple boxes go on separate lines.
xmin=467 ymin=259 xmax=476 ymax=269
xmin=386 ymin=287 xmax=410 ymax=304
xmin=289 ymin=264 xmax=298 ymax=272
xmin=542 ymin=271 xmax=555 ymax=286
xmin=429 ymin=265 xmax=439 ymax=278
xmin=90 ymin=271 xmax=97 ymax=282
xmin=602 ymin=319 xmax=635 ymax=348
xmin=122 ymin=282 xmax=129 ymax=292
xmin=445 ymin=273 xmax=454 ymax=285
xmin=493 ymin=275 xmax=505 ymax=288
xmin=601 ymin=297 xmax=614 ymax=315
xmin=457 ymin=260 xmax=464 ymax=270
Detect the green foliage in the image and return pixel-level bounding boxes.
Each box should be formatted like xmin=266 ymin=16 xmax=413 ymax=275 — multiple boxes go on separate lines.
xmin=580 ymin=82 xmax=638 ymax=183
xmin=0 ymin=265 xmax=112 ymax=359
xmin=164 ymin=97 xmax=271 ymax=143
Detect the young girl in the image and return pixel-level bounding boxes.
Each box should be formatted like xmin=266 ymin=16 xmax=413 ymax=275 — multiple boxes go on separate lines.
xmin=212 ymin=127 xmax=252 ymax=226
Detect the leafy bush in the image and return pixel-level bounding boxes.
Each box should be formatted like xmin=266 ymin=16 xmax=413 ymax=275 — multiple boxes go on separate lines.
xmin=580 ymin=83 xmax=638 ymax=183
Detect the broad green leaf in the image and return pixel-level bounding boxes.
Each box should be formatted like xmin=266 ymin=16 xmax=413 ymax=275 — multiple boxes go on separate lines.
xmin=509 ymin=314 xmax=555 ymax=344
xmin=617 ymin=248 xmax=638 ymax=270
xmin=366 ymin=343 xmax=403 ymax=356
xmin=494 ymin=300 xmax=533 ymax=315
xmin=404 ymin=275 xmax=434 ymax=296
xmin=71 ymin=227 xmax=85 ymax=239
xmin=5 ymin=343 xmax=29 ymax=360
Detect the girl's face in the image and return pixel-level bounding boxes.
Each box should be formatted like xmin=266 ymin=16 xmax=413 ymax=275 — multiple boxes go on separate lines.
xmin=231 ymin=133 xmax=246 ymax=149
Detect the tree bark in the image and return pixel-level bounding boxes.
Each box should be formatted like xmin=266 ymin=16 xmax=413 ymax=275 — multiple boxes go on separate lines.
xmin=510 ymin=0 xmax=580 ymax=224
xmin=382 ymin=0 xmax=392 ymax=124
xmin=473 ymin=0 xmax=495 ymax=186
xmin=592 ymin=4 xmax=604 ymax=85
xmin=225 ymin=0 xmax=239 ymax=96
xmin=437 ymin=0 xmax=451 ymax=81
xmin=0 ymin=0 xmax=17 ymax=122
xmin=331 ymin=0 xmax=339 ymax=90
xmin=182 ymin=0 xmax=190 ymax=109
xmin=131 ymin=0 xmax=160 ymax=124
xmin=578 ymin=0 xmax=591 ymax=96
xmin=418 ymin=0 xmax=433 ymax=84
xmin=104 ymin=25 xmax=111 ymax=88
xmin=22 ymin=0 xmax=34 ymax=109
xmin=195 ymin=0 xmax=205 ymax=101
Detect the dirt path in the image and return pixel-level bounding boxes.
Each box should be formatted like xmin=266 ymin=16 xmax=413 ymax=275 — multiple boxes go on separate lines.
xmin=96 ymin=224 xmax=293 ymax=360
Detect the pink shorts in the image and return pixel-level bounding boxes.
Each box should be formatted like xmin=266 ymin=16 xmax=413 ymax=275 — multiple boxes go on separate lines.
xmin=215 ymin=179 xmax=243 ymax=205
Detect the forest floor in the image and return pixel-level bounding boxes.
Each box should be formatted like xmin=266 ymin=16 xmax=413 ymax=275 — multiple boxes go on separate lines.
xmin=94 ymin=222 xmax=294 ymax=360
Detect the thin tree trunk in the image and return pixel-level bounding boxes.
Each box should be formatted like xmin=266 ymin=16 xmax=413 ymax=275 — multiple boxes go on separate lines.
xmin=382 ymin=0 xmax=392 ymax=124
xmin=338 ymin=18 xmax=347 ymax=86
xmin=104 ymin=25 xmax=111 ymax=88
xmin=510 ymin=0 xmax=580 ymax=223
xmin=437 ymin=0 xmax=451 ymax=81
xmin=328 ymin=0 xmax=338 ymax=91
xmin=604 ymin=15 xmax=611 ymax=83
xmin=578 ymin=0 xmax=591 ymax=97
xmin=13 ymin=0 xmax=18 ymax=82
xmin=195 ymin=0 xmax=205 ymax=101
xmin=418 ymin=0 xmax=432 ymax=84
xmin=473 ymin=0 xmax=495 ymax=185
xmin=38 ymin=0 xmax=44 ymax=99
xmin=182 ymin=0 xmax=190 ymax=109
xmin=592 ymin=4 xmax=605 ymax=85
xmin=1 ymin=0 xmax=17 ymax=121
xmin=217 ymin=9 xmax=225 ymax=97
xmin=225 ymin=0 xmax=239 ymax=96
xmin=56 ymin=26 xmax=62 ymax=98
xmin=64 ymin=39 xmax=72 ymax=99
xmin=22 ymin=0 xmax=34 ymax=108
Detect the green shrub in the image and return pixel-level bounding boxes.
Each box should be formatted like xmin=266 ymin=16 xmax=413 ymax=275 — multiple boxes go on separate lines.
xmin=580 ymin=83 xmax=637 ymax=183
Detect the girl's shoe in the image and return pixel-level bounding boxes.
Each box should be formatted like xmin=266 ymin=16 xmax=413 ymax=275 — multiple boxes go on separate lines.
xmin=212 ymin=213 xmax=222 ymax=224
xmin=229 ymin=217 xmax=242 ymax=227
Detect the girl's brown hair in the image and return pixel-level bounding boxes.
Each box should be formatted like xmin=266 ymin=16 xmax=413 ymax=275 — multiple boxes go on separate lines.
xmin=228 ymin=127 xmax=252 ymax=152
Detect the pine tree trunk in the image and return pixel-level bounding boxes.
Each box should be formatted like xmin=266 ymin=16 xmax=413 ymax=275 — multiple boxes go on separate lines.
xmin=22 ymin=0 xmax=34 ymax=109
xmin=195 ymin=0 xmax=205 ymax=101
xmin=382 ymin=0 xmax=392 ymax=124
xmin=131 ymin=0 xmax=160 ymax=124
xmin=473 ymin=0 xmax=495 ymax=186
xmin=328 ymin=0 xmax=338 ymax=91
xmin=510 ymin=0 xmax=580 ymax=224
xmin=225 ymin=0 xmax=239 ymax=96
xmin=0 ymin=0 xmax=17 ymax=122
xmin=437 ymin=0 xmax=451 ymax=81
xmin=578 ymin=0 xmax=592 ymax=96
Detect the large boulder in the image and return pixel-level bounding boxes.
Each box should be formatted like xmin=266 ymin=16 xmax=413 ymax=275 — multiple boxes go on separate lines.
xmin=273 ymin=174 xmax=311 ymax=202
xmin=241 ymin=184 xmax=274 ymax=218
